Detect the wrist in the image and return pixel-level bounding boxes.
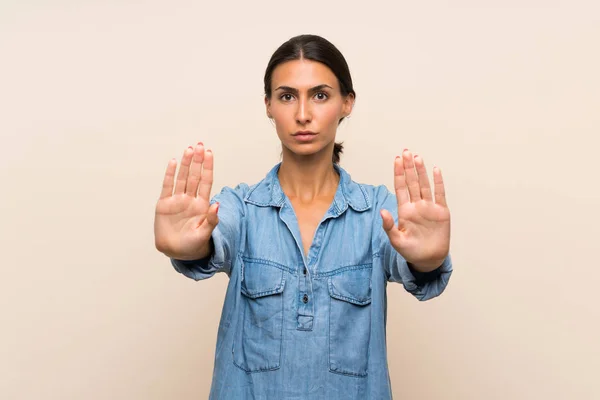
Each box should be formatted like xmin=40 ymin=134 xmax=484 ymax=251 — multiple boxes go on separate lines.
xmin=408 ymin=257 xmax=445 ymax=273
xmin=166 ymin=238 xmax=214 ymax=261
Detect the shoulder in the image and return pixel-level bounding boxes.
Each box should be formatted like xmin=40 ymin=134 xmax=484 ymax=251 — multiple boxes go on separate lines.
xmin=210 ymin=183 xmax=252 ymax=217
xmin=210 ymin=163 xmax=280 ymax=209
xmin=371 ymin=184 xmax=395 ymax=205
xmin=337 ymin=165 xmax=394 ymax=210
xmin=211 ymin=175 xmax=271 ymax=212
xmin=213 ymin=182 xmax=251 ymax=200
xmin=346 ymin=178 xmax=394 ymax=210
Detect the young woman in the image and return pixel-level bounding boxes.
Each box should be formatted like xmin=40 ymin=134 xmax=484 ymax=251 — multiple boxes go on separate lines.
xmin=154 ymin=34 xmax=453 ymax=399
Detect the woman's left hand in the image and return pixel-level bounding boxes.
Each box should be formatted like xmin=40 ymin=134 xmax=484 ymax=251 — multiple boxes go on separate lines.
xmin=380 ymin=149 xmax=451 ymax=272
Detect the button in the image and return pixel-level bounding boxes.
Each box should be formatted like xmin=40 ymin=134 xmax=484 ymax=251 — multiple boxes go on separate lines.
xmin=303 ymin=267 xmax=307 ymax=275
xmin=302 ymin=294 xmax=309 ymax=303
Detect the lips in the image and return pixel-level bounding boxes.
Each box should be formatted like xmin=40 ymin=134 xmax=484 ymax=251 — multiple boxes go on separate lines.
xmin=292 ymin=131 xmax=318 ymax=142
xmin=293 ymin=131 xmax=317 ymax=136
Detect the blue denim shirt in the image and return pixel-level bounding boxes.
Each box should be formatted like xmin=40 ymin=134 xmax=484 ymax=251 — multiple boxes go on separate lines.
xmin=171 ymin=162 xmax=453 ymax=399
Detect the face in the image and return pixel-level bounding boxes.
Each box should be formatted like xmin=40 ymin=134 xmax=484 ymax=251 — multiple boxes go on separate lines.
xmin=265 ymin=59 xmax=354 ymax=160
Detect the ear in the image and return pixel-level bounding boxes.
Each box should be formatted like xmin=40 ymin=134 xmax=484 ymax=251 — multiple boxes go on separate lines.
xmin=264 ymin=96 xmax=272 ymax=118
xmin=342 ymin=93 xmax=355 ymax=118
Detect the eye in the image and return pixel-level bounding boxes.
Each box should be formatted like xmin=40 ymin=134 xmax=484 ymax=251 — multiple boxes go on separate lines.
xmin=314 ymin=92 xmax=329 ymax=101
xmin=279 ymin=93 xmax=294 ymax=102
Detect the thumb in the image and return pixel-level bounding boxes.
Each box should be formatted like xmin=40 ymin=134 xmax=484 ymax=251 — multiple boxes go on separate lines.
xmin=380 ymin=209 xmax=396 ymax=233
xmin=205 ymin=202 xmax=220 ymax=229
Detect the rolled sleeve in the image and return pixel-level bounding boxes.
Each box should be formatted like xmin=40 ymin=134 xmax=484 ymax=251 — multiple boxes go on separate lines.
xmin=171 ymin=225 xmax=228 ymax=281
xmin=375 ymin=185 xmax=453 ymax=301
xmin=170 ymin=183 xmax=248 ymax=281
xmin=390 ymin=253 xmax=453 ymax=301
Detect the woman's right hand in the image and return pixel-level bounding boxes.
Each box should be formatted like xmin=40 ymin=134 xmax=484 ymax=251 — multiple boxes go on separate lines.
xmin=154 ymin=142 xmax=219 ymax=260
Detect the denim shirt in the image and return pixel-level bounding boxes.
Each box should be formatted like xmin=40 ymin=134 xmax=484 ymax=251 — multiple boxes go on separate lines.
xmin=171 ymin=162 xmax=453 ymax=399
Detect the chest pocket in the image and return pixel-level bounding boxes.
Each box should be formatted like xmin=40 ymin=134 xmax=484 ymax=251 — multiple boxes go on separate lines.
xmin=233 ymin=258 xmax=286 ymax=373
xmin=328 ymin=265 xmax=373 ymax=377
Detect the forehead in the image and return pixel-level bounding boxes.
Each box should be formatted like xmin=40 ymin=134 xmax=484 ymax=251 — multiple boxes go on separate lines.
xmin=271 ymin=59 xmax=338 ymax=89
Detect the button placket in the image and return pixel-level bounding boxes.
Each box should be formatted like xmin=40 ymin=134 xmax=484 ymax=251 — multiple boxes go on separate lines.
xmin=296 ymin=265 xmax=313 ymax=330
xmin=296 ymin=221 xmax=329 ymax=331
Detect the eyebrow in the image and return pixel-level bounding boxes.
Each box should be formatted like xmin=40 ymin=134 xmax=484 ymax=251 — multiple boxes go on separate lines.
xmin=274 ymin=84 xmax=333 ymax=95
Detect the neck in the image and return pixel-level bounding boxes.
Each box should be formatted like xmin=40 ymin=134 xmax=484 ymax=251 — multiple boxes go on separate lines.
xmin=278 ymin=145 xmax=339 ymax=203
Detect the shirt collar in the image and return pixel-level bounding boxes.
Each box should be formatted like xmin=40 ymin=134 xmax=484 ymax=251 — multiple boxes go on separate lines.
xmin=244 ymin=162 xmax=371 ymax=215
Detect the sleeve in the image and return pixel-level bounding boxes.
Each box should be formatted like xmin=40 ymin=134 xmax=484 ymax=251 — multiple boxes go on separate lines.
xmin=374 ymin=185 xmax=453 ymax=301
xmin=170 ymin=183 xmax=248 ymax=281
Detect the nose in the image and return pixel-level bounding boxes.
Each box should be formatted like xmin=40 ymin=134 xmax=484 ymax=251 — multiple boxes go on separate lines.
xmin=295 ymin=96 xmax=312 ymax=124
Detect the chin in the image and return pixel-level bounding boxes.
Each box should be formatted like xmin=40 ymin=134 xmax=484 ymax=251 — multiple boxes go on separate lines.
xmin=286 ymin=143 xmax=329 ymax=157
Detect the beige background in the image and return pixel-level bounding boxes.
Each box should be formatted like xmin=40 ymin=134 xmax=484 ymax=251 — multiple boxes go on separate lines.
xmin=1 ymin=0 xmax=599 ymax=399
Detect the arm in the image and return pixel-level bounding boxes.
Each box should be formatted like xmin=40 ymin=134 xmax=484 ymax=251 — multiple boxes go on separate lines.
xmin=154 ymin=142 xmax=247 ymax=281
xmin=376 ymin=186 xmax=453 ymax=301
xmin=375 ymin=149 xmax=453 ymax=301
xmin=171 ymin=184 xmax=248 ymax=281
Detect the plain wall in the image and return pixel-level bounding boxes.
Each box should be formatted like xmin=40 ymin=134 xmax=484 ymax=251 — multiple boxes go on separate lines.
xmin=1 ymin=1 xmax=599 ymax=399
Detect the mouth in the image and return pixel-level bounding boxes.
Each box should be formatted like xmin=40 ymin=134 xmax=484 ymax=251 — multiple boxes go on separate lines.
xmin=292 ymin=131 xmax=318 ymax=142
xmin=292 ymin=130 xmax=317 ymax=136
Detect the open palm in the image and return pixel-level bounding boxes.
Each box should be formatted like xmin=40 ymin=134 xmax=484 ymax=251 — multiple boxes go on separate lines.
xmin=154 ymin=142 xmax=219 ymax=260
xmin=380 ymin=149 xmax=451 ymax=271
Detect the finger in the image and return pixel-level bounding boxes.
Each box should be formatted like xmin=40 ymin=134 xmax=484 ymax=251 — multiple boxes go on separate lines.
xmin=185 ymin=142 xmax=205 ymax=196
xmin=403 ymin=149 xmax=421 ymax=201
xmin=380 ymin=209 xmax=396 ymax=232
xmin=380 ymin=209 xmax=401 ymax=245
xmin=205 ymin=202 xmax=220 ymax=229
xmin=159 ymin=158 xmax=177 ymax=199
xmin=197 ymin=148 xmax=214 ymax=201
xmin=394 ymin=156 xmax=409 ymax=206
xmin=414 ymin=155 xmax=433 ymax=201
xmin=174 ymin=146 xmax=194 ymax=195
xmin=433 ymin=166 xmax=448 ymax=207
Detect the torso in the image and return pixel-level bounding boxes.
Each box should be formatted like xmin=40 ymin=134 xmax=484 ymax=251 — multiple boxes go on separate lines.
xmin=281 ymin=168 xmax=340 ymax=259
xmin=289 ymin=198 xmax=334 ymax=258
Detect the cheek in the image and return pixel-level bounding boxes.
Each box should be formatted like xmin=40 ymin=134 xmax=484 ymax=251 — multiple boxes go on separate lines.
xmin=318 ymin=105 xmax=342 ymax=127
xmin=270 ymin=106 xmax=292 ymax=123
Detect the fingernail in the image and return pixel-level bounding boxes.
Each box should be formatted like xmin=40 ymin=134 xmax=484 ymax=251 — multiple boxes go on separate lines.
xmin=206 ymin=149 xmax=212 ymax=153
xmin=188 ymin=146 xmax=193 ymax=150
xmin=197 ymin=142 xmax=203 ymax=146
xmin=395 ymin=155 xmax=400 ymax=159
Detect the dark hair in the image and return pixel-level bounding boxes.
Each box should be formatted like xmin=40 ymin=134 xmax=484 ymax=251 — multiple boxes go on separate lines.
xmin=264 ymin=34 xmax=356 ymax=165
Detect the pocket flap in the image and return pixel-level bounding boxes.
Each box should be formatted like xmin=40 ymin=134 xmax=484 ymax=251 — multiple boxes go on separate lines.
xmin=241 ymin=260 xmax=286 ymax=299
xmin=328 ymin=267 xmax=372 ymax=306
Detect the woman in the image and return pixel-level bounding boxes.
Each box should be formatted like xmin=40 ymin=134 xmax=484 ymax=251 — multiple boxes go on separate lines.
xmin=154 ymin=34 xmax=452 ymax=399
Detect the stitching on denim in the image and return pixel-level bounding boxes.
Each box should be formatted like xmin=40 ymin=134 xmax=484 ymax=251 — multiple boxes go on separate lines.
xmin=241 ymin=274 xmax=286 ymax=298
xmin=328 ymin=292 xmax=369 ymax=377
xmin=241 ymin=256 xmax=294 ymax=274
xmin=327 ymin=280 xmax=372 ymax=305
xmin=328 ymin=367 xmax=368 ymax=377
xmin=241 ymin=278 xmax=286 ymax=298
xmin=233 ymin=269 xmax=285 ymax=373
xmin=314 ymin=263 xmax=372 ymax=278
xmin=357 ymin=184 xmax=371 ymax=210
xmin=233 ymin=358 xmax=282 ymax=374
xmin=328 ymin=294 xmax=332 ymax=373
